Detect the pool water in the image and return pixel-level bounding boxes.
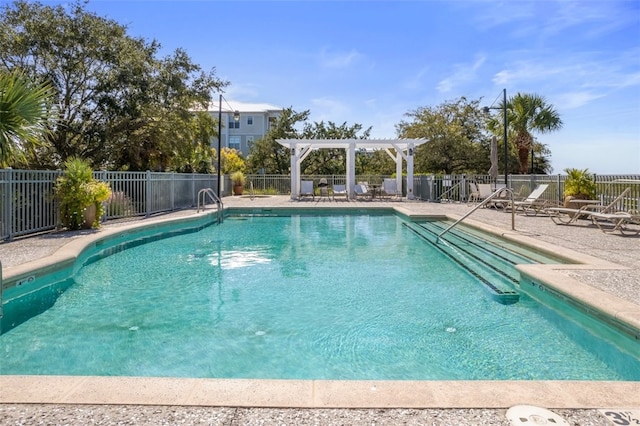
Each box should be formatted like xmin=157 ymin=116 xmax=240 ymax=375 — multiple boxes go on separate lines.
xmin=1 ymin=214 xmax=638 ymax=380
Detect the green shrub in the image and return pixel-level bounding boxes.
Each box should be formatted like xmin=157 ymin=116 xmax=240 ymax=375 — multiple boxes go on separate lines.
xmin=55 ymin=158 xmax=112 ymax=230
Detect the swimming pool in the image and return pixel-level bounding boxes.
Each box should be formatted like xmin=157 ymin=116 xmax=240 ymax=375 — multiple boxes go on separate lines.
xmin=1 ymin=211 xmax=639 ymax=380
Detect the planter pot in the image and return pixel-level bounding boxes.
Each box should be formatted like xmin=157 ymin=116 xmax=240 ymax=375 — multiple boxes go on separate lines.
xmin=233 ymin=185 xmax=244 ymax=196
xmin=83 ymin=204 xmax=97 ymax=229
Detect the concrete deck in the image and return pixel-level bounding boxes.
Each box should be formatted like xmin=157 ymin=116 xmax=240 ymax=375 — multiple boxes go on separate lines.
xmin=1 ymin=196 xmax=639 ymax=425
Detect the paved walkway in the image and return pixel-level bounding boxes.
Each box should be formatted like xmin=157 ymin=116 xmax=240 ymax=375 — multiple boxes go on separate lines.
xmin=1 ymin=196 xmax=639 ymax=425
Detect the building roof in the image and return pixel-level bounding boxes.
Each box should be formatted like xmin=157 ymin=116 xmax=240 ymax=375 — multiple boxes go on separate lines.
xmin=207 ymin=100 xmax=283 ymax=113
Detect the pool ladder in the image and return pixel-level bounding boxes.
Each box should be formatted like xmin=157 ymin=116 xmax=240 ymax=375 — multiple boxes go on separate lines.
xmin=197 ymin=188 xmax=224 ymax=224
xmin=437 ymin=188 xmax=515 ymax=242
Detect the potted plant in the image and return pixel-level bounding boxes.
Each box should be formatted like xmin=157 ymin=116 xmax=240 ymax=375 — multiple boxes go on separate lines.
xmin=55 ymin=157 xmax=112 ymax=230
xmin=230 ymin=171 xmax=245 ymax=196
xmin=563 ymin=168 xmax=596 ymax=208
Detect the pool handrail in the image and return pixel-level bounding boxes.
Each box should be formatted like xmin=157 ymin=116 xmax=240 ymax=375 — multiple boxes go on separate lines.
xmin=197 ymin=188 xmax=224 ymax=223
xmin=437 ymin=188 xmax=515 ymax=242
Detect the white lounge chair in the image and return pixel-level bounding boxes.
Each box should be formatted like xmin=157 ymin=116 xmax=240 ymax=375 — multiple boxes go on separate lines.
xmin=545 ymin=187 xmax=632 ymax=225
xmin=467 ymin=183 xmax=493 ymax=204
xmin=332 ymin=184 xmax=348 ymax=200
xmin=354 ymin=183 xmax=372 ymax=200
xmin=509 ymin=184 xmax=553 ymax=215
xmin=300 ymin=180 xmax=315 ymax=200
xmin=382 ymin=178 xmax=401 ymax=200
xmin=590 ymin=211 xmax=640 ymax=236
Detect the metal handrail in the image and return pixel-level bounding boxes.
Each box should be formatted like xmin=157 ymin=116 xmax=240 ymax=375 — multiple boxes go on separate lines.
xmin=437 ymin=188 xmax=515 ymax=242
xmin=249 ymin=180 xmax=255 ymax=200
xmin=197 ymin=188 xmax=224 ymax=223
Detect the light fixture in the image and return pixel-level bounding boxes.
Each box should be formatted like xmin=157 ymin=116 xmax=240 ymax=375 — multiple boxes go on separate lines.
xmin=483 ymin=88 xmax=508 ymax=186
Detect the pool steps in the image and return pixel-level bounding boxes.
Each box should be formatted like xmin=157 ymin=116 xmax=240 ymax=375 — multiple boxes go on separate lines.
xmin=402 ymin=221 xmax=522 ymax=305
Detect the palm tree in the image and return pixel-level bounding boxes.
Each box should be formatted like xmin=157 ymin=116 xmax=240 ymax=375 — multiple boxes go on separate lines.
xmin=507 ymin=93 xmax=562 ymax=174
xmin=0 ymin=71 xmax=54 ymax=167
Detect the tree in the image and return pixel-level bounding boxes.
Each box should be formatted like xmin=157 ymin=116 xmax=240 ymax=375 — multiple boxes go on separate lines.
xmin=299 ymin=121 xmax=371 ymax=175
xmin=0 ymin=70 xmax=54 ymax=167
xmin=0 ymin=0 xmax=226 ymax=170
xmin=245 ymin=108 xmax=310 ymax=174
xmin=221 ymin=147 xmax=245 ymax=174
xmin=497 ymin=93 xmax=562 ymax=174
xmin=396 ymin=97 xmax=490 ymax=174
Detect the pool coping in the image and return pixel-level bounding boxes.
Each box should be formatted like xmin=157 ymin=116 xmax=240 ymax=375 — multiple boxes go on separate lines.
xmin=1 ymin=208 xmax=639 ymax=409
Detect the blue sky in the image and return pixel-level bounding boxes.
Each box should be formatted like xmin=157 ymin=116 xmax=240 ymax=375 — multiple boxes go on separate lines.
xmin=56 ymin=0 xmax=640 ymax=173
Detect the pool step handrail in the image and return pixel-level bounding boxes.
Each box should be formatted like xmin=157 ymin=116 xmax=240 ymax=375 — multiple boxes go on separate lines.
xmin=197 ymin=188 xmax=224 ymax=223
xmin=437 ymin=188 xmax=515 ymax=242
xmin=249 ymin=180 xmax=255 ymax=200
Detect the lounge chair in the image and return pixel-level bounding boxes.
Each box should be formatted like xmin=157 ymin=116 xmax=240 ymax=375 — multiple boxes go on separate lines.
xmin=354 ymin=183 xmax=372 ymax=200
xmin=382 ymin=178 xmax=401 ymax=200
xmin=545 ymin=187 xmax=632 ymax=225
xmin=590 ymin=211 xmax=640 ymax=236
xmin=509 ymin=184 xmax=553 ymax=216
xmin=332 ymin=184 xmax=348 ymax=200
xmin=467 ymin=183 xmax=493 ymax=204
xmin=300 ymin=180 xmax=315 ymax=200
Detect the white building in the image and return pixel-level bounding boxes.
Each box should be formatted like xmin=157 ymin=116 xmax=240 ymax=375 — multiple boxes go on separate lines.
xmin=210 ymin=100 xmax=283 ymax=157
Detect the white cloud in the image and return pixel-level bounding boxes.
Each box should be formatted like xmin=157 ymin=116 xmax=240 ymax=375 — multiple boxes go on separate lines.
xmin=309 ymin=97 xmax=351 ymax=122
xmin=554 ymin=92 xmax=606 ymax=110
xmin=318 ymin=48 xmax=362 ymax=69
xmin=437 ymin=55 xmax=486 ymax=93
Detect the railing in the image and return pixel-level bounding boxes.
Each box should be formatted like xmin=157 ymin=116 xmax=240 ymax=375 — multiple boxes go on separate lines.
xmin=1 ymin=170 xmax=638 ymax=241
xmin=197 ymin=188 xmax=224 ymax=223
xmin=437 ymin=188 xmax=516 ymax=241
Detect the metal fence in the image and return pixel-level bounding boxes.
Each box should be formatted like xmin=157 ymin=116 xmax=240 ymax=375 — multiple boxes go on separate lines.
xmin=1 ymin=170 xmax=227 ymax=241
xmin=413 ymin=174 xmax=640 ymax=211
xmin=1 ymin=170 xmax=638 ymax=241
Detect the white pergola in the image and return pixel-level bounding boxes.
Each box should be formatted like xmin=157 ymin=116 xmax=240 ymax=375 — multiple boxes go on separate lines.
xmin=276 ymin=138 xmax=428 ymax=200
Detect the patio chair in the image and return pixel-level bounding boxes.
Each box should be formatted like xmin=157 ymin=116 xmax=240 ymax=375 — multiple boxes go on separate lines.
xmin=590 ymin=211 xmax=640 ymax=236
xmin=509 ymin=184 xmax=553 ymax=216
xmin=332 ymin=184 xmax=348 ymax=200
xmin=354 ymin=182 xmax=372 ymax=200
xmin=299 ymin=180 xmax=315 ymax=200
xmin=545 ymin=187 xmax=632 ymax=225
xmin=381 ymin=178 xmax=402 ymax=200
xmin=467 ymin=183 xmax=493 ymax=205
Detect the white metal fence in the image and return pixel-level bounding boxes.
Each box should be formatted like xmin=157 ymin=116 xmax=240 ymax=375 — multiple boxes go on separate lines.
xmin=1 ymin=170 xmax=638 ymax=241
xmin=0 ymin=170 xmax=227 ymax=241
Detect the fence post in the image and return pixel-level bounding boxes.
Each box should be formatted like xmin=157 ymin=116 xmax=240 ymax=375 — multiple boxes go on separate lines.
xmin=7 ymin=169 xmax=14 ymax=241
xmin=146 ymin=170 xmax=151 ymax=218
xmin=170 ymin=172 xmax=176 ymax=211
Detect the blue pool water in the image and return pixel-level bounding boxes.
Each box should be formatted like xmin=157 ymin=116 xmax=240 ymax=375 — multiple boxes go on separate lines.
xmin=1 ymin=213 xmax=638 ymax=380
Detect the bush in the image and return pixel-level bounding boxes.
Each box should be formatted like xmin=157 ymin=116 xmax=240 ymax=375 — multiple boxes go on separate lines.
xmin=55 ymin=158 xmax=112 ymax=230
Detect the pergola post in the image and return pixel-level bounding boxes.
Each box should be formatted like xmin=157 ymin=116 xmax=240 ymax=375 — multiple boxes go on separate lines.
xmin=290 ymin=147 xmax=299 ymax=200
xmin=406 ymin=143 xmax=415 ymax=200
xmin=347 ymin=142 xmax=356 ymax=199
